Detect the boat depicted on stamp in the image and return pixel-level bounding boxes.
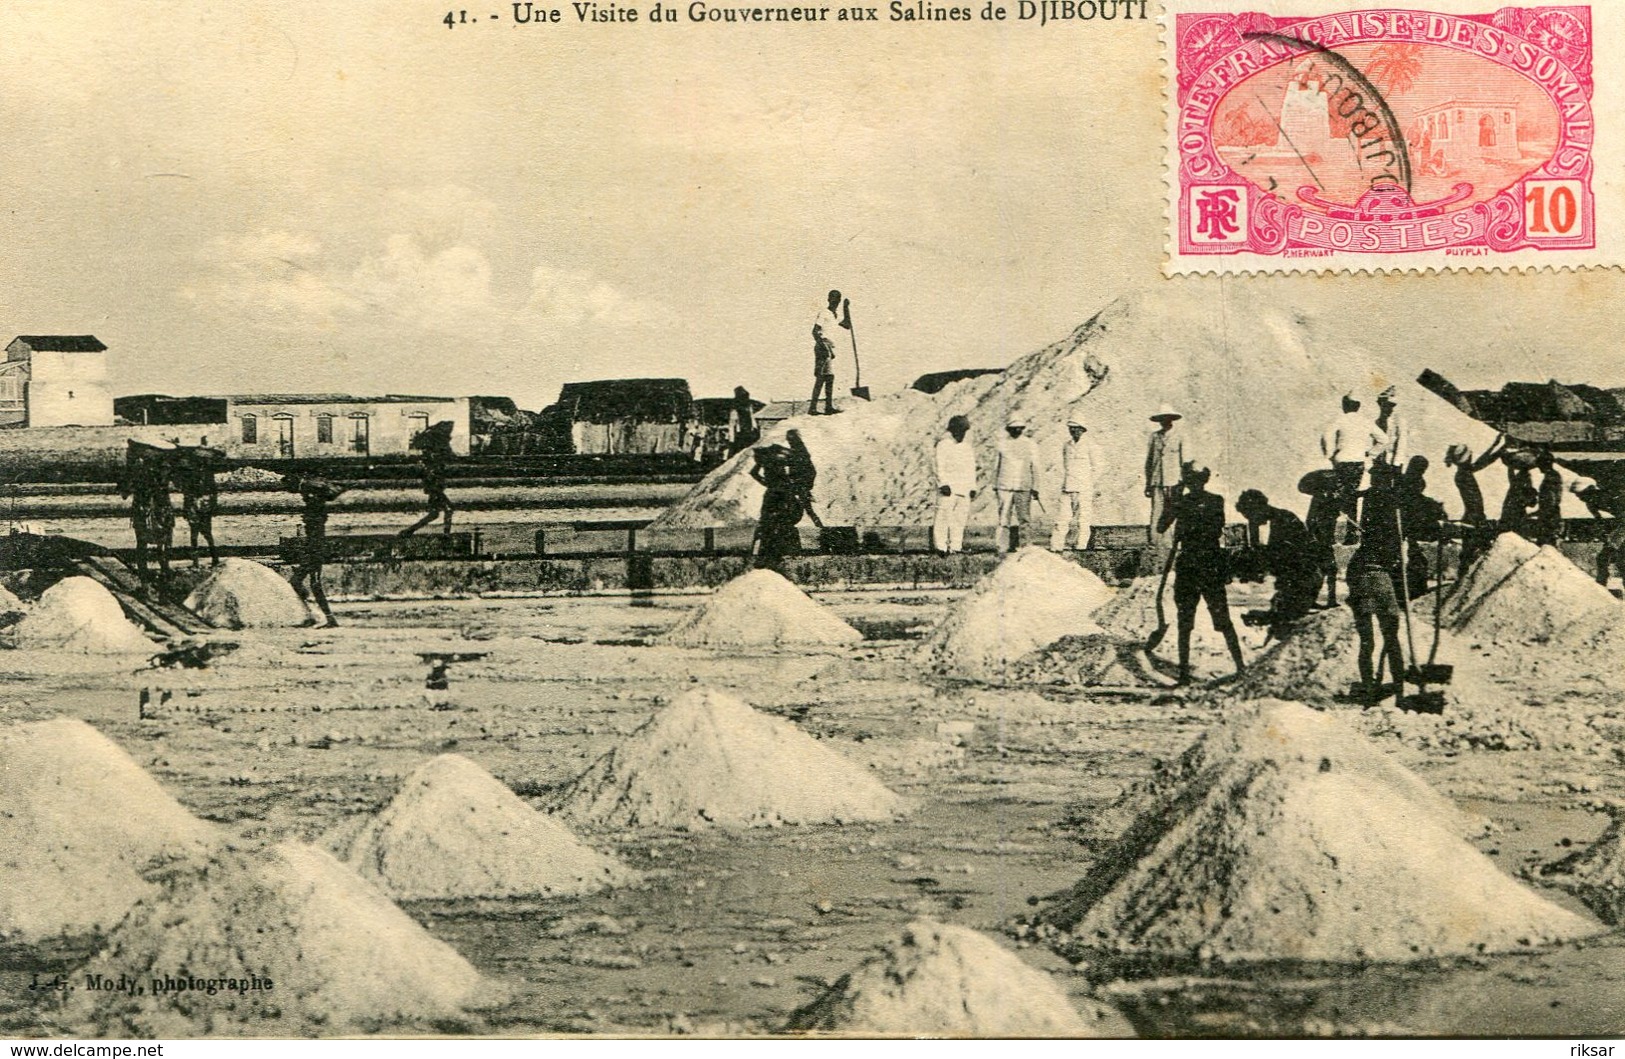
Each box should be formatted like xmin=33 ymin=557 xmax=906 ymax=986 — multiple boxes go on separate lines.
xmin=1163 ymin=1 xmax=1625 ymax=273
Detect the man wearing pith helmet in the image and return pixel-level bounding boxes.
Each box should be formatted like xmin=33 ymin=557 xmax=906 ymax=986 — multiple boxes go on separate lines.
xmin=1144 ymin=404 xmax=1185 ymax=563
xmin=1051 ymin=415 xmax=1097 ymax=552
xmin=994 ymin=415 xmax=1040 ymax=554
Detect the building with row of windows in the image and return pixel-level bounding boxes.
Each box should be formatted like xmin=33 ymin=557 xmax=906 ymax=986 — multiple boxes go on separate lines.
xmin=113 ymin=394 xmax=471 ymax=457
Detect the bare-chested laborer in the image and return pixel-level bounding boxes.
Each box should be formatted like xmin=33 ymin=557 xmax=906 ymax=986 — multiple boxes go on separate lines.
xmin=123 ymin=440 xmax=177 ymax=585
xmin=284 ymin=474 xmax=345 ymax=628
xmin=175 ymin=446 xmax=224 ymax=567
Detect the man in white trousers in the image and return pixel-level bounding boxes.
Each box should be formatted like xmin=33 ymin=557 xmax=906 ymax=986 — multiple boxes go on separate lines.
xmin=995 ymin=416 xmax=1040 ymax=553
xmin=932 ymin=415 xmax=977 ymax=555
xmin=1051 ymin=416 xmax=1096 ymax=551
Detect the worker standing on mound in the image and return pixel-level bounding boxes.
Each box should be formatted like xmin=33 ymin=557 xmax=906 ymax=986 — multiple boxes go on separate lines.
xmin=1347 ymin=460 xmax=1407 ymax=706
xmin=285 ymin=475 xmax=343 ymax=628
xmin=1050 ymin=417 xmax=1096 ymax=552
xmin=1144 ymin=405 xmax=1184 ymax=563
xmin=1444 ymin=435 xmax=1505 ymax=574
xmin=1157 ymin=462 xmax=1245 ymax=686
xmin=994 ymin=417 xmax=1040 ymax=554
xmin=932 ymin=415 xmax=977 ymax=556
xmin=1569 ymin=476 xmax=1625 ymax=589
xmin=1235 ymin=488 xmax=1319 ymax=633
xmin=809 ymin=289 xmax=851 ymax=416
xmin=749 ymin=444 xmax=804 ymax=571
xmin=1321 ymin=392 xmax=1388 ymax=545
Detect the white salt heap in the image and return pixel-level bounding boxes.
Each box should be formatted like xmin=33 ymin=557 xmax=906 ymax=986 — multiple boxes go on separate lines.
xmin=69 ymin=841 xmax=488 ymax=1037
xmin=555 ymin=687 xmax=905 ymax=829
xmin=1441 ymin=533 xmax=1541 ymax=628
xmin=1043 ymin=700 xmax=1600 ymax=963
xmin=0 ymin=583 xmax=27 ymax=615
xmin=784 ymin=919 xmax=1129 ymax=1037
xmin=661 ymin=569 xmax=862 ymax=647
xmin=919 ymin=547 xmax=1115 ymax=682
xmin=12 ymin=576 xmax=154 ymax=653
xmin=1229 ymin=608 xmax=1359 ymax=703
xmin=1537 ymin=812 xmax=1625 ymax=925
xmin=656 ymin=287 xmax=1495 ymax=531
xmin=0 ymin=718 xmax=216 ymax=941
xmin=184 ymin=558 xmax=310 ymax=629
xmin=1009 ymin=632 xmax=1175 ymax=689
xmin=326 ymin=754 xmax=635 ymax=900
xmin=1451 ymin=541 xmax=1624 ymax=645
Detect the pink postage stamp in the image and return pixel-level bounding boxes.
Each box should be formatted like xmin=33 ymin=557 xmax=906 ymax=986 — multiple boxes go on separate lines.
xmin=1162 ymin=1 xmax=1625 ymax=273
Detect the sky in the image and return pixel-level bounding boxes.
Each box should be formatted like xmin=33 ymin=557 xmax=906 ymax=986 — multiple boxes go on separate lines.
xmin=1 ymin=1 xmax=1620 ymax=412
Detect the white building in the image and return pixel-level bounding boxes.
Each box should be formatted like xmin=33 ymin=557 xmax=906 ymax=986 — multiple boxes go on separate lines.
xmin=0 ymin=335 xmax=115 ymax=427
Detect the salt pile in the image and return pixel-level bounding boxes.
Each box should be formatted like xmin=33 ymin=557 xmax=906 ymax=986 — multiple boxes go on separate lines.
xmin=1041 ymin=700 xmax=1600 ymax=963
xmin=1442 ymin=532 xmax=1540 ymax=628
xmin=656 ymin=286 xmax=1496 ymax=531
xmin=12 ymin=576 xmax=154 ymax=653
xmin=0 ymin=583 xmax=26 ymax=616
xmin=555 ymin=687 xmax=906 ymax=829
xmin=918 ymin=547 xmax=1114 ymax=682
xmin=69 ymin=841 xmax=488 ymax=1037
xmin=661 ymin=569 xmax=862 ymax=647
xmin=326 ymin=754 xmax=635 ymax=900
xmin=784 ymin=919 xmax=1127 ymax=1037
xmin=1451 ymin=542 xmax=1623 ymax=645
xmin=184 ymin=558 xmax=310 ymax=629
xmin=1009 ymin=632 xmax=1174 ymax=689
xmin=0 ymin=718 xmax=215 ymax=941
xmin=1229 ymin=608 xmax=1358 ymax=703
xmin=1536 ymin=812 xmax=1625 ymax=925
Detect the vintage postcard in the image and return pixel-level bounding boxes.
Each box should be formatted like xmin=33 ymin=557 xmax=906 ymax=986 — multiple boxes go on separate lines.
xmin=0 ymin=0 xmax=1622 ymax=1048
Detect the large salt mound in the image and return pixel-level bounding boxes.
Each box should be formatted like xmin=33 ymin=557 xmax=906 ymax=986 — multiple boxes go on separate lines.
xmin=661 ymin=569 xmax=862 ymax=647
xmin=13 ymin=576 xmax=154 ymax=653
xmin=1452 ymin=543 xmax=1624 ymax=645
xmin=656 ymin=287 xmax=1497 ymax=531
xmin=1041 ymin=700 xmax=1598 ymax=963
xmin=1008 ymin=632 xmax=1175 ymax=689
xmin=1441 ymin=533 xmax=1540 ymax=628
xmin=555 ymin=687 xmax=905 ymax=829
xmin=784 ymin=919 xmax=1129 ymax=1037
xmin=918 ymin=547 xmax=1115 ymax=682
xmin=1537 ymin=813 xmax=1625 ymax=926
xmin=326 ymin=754 xmax=635 ymax=900
xmin=0 ymin=718 xmax=216 ymax=941
xmin=184 ymin=558 xmax=310 ymax=629
xmin=69 ymin=842 xmax=488 ymax=1037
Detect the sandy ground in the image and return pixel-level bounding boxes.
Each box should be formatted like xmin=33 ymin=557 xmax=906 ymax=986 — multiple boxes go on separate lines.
xmin=0 ymin=587 xmax=1621 ymax=1038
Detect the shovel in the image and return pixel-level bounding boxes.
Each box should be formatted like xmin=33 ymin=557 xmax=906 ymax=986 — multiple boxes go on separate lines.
xmin=847 ymin=301 xmax=871 ymax=401
xmin=1144 ymin=538 xmax=1180 ymax=652
xmin=1396 ymin=508 xmax=1451 ymax=711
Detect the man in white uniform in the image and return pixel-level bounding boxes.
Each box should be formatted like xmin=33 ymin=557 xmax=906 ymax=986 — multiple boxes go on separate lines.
xmin=1374 ymin=385 xmax=1406 ymax=466
xmin=1050 ymin=416 xmax=1096 ymax=551
xmin=1320 ymin=392 xmax=1389 ymax=542
xmin=932 ymin=415 xmax=977 ymax=555
xmin=995 ymin=416 xmax=1040 ymax=553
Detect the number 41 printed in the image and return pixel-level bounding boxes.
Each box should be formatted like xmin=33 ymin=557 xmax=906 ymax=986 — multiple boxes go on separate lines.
xmin=1525 ymin=179 xmax=1589 ymax=244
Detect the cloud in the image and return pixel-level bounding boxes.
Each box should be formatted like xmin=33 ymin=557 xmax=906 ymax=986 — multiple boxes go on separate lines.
xmin=181 ymin=188 xmax=670 ymax=342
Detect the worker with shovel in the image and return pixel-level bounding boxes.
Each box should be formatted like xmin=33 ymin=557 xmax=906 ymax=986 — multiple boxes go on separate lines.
xmin=1347 ymin=459 xmax=1407 ymax=706
xmin=809 ymin=289 xmax=851 ymax=416
xmin=1156 ymin=461 xmax=1246 ymax=686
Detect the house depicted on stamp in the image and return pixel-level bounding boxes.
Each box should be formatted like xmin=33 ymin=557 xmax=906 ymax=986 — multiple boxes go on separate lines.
xmin=1409 ymin=100 xmax=1521 ymax=167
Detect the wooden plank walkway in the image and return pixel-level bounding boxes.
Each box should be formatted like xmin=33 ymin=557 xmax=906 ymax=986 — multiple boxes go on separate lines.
xmin=73 ymin=555 xmax=213 ymax=640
